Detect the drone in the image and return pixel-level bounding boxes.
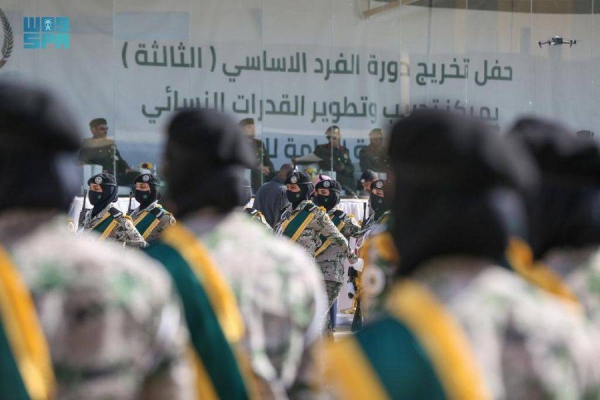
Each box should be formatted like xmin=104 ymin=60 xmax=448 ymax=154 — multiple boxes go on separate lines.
xmin=538 ymin=36 xmax=577 ymax=48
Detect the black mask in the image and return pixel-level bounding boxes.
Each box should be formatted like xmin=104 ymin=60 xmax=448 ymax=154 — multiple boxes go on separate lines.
xmin=287 ymin=190 xmax=303 ymax=206
xmin=370 ymin=192 xmax=385 ymax=211
xmin=88 ymin=190 xmax=104 ymax=206
xmin=315 ymin=192 xmax=340 ymax=211
xmin=135 ymin=189 xmax=155 ymax=209
xmin=89 ymin=185 xmax=117 ymax=217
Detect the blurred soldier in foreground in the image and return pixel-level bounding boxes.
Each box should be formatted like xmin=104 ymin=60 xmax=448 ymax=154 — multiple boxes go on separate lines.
xmin=0 ymin=82 xmax=192 ymax=399
xmin=508 ymin=117 xmax=600 ymax=322
xmin=80 ymin=173 xmax=146 ymax=247
xmin=312 ymin=178 xmax=361 ymax=335
xmin=129 ymin=173 xmax=175 ymax=243
xmin=327 ymin=110 xmax=600 ymax=399
xmin=146 ymin=109 xmax=326 ymax=399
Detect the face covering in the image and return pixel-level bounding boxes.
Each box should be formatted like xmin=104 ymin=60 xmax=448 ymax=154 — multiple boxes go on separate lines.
xmin=135 ymin=189 xmax=155 ymax=208
xmin=315 ymin=192 xmax=340 ymax=211
xmin=88 ymin=190 xmax=104 ymax=206
xmin=287 ymin=190 xmax=303 ymax=205
xmin=370 ymin=192 xmax=385 ymax=211
xmin=90 ymin=185 xmax=117 ymax=217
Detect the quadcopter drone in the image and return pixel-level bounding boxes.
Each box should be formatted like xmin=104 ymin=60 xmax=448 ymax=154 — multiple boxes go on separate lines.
xmin=538 ymin=36 xmax=577 ymax=48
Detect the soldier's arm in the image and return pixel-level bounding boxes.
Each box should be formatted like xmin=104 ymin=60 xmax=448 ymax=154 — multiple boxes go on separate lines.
xmin=315 ymin=210 xmax=350 ymax=254
xmin=115 ymin=147 xmax=131 ymax=172
xmin=118 ymin=217 xmax=148 ymax=248
xmin=261 ymin=142 xmax=275 ymax=170
xmin=341 ymin=214 xmax=362 ymax=238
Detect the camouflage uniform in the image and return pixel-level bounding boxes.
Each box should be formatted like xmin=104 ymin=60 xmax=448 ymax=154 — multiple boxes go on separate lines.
xmin=315 ymin=208 xmax=361 ymax=334
xmin=0 ymin=211 xmax=193 ymax=400
xmin=183 ymin=210 xmax=327 ymax=399
xmin=275 ymin=200 xmax=351 ymax=259
xmin=544 ymin=247 xmax=600 ymax=325
xmin=80 ymin=203 xmax=146 ymax=248
xmin=130 ymin=201 xmax=176 ymax=243
xmin=357 ymin=223 xmax=398 ymax=321
xmin=244 ymin=206 xmax=273 ymax=232
xmin=329 ymin=257 xmax=600 ymax=399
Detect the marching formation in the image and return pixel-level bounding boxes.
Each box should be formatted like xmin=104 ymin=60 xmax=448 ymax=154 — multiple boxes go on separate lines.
xmin=4 ymin=80 xmax=600 ymax=400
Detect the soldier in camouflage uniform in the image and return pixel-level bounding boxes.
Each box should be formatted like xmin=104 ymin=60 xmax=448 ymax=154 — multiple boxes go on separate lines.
xmin=509 ymin=117 xmax=600 ymax=325
xmin=355 ymin=179 xmax=396 ymax=320
xmin=327 ymin=110 xmax=600 ymax=399
xmin=147 ymin=109 xmax=327 ymax=399
xmin=275 ymin=171 xmax=353 ymax=260
xmin=312 ymin=178 xmax=361 ymax=335
xmin=80 ymin=173 xmax=146 ymax=248
xmin=129 ymin=173 xmax=175 ymax=243
xmin=0 ymin=82 xmax=192 ymax=400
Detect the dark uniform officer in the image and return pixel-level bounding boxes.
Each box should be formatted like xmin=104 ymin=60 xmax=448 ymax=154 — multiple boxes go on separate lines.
xmin=80 ymin=173 xmax=146 ymax=247
xmin=79 ymin=118 xmax=132 ymax=179
xmin=312 ymin=126 xmax=356 ymax=195
xmin=239 ymin=118 xmax=275 ymax=193
xmin=129 ymin=173 xmax=175 ymax=243
xmin=359 ymin=128 xmax=390 ymax=174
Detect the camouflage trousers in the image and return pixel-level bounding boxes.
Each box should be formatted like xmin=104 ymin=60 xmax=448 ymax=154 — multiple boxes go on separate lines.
xmin=323 ymin=280 xmax=343 ymax=338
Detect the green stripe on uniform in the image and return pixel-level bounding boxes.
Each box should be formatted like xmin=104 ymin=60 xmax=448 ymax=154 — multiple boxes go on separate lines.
xmin=0 ymin=321 xmax=30 ymax=400
xmin=354 ymin=316 xmax=446 ymax=400
xmin=144 ymin=242 xmax=250 ymax=400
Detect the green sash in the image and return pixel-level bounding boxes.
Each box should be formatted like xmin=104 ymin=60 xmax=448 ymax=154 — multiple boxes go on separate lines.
xmin=326 ymin=280 xmax=490 ymax=400
xmin=314 ymin=210 xmax=345 ymax=257
xmin=0 ymin=246 xmax=55 ymax=400
xmin=280 ymin=203 xmax=317 ymax=242
xmin=91 ymin=208 xmax=121 ymax=240
xmin=145 ymin=225 xmax=254 ymax=400
xmin=133 ymin=207 xmax=165 ymax=240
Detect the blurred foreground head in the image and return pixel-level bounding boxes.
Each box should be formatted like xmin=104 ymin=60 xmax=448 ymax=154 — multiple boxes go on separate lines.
xmin=0 ymin=82 xmax=81 ymax=212
xmin=388 ymin=110 xmax=539 ymax=276
xmin=164 ymin=109 xmax=255 ymax=218
xmin=508 ymin=117 xmax=600 ymax=259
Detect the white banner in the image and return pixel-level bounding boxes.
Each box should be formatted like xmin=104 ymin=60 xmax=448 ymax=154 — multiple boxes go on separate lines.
xmin=2 ymin=0 xmax=599 ymax=170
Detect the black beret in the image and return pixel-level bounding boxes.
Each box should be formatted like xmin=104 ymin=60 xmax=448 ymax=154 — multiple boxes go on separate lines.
xmin=371 ymin=179 xmax=388 ymax=192
xmin=0 ymin=82 xmax=81 ymax=153
xmin=509 ymin=117 xmax=600 ymax=186
xmin=88 ymin=173 xmax=117 ymax=186
xmin=388 ymin=109 xmax=538 ymax=193
xmin=285 ymin=171 xmax=312 ymax=185
xmin=316 ymin=179 xmax=342 ymax=192
xmin=166 ymin=109 xmax=255 ymax=170
xmin=134 ymin=173 xmax=161 ymax=186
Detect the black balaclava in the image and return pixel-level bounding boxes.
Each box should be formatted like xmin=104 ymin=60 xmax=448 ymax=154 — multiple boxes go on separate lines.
xmin=387 ymin=110 xmax=539 ymax=277
xmin=369 ymin=179 xmax=391 ymax=220
xmin=508 ymin=117 xmax=600 ymax=259
xmin=164 ymin=109 xmax=256 ymax=219
xmin=314 ymin=179 xmax=341 ymax=211
xmin=285 ymin=171 xmax=314 ymax=208
xmin=88 ymin=173 xmax=118 ymax=217
xmin=0 ymin=82 xmax=81 ymax=214
xmin=134 ymin=173 xmax=162 ymax=209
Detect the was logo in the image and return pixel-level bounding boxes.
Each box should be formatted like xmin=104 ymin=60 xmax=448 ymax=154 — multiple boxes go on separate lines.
xmin=0 ymin=8 xmax=13 ymax=69
xmin=23 ymin=16 xmax=70 ymax=49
